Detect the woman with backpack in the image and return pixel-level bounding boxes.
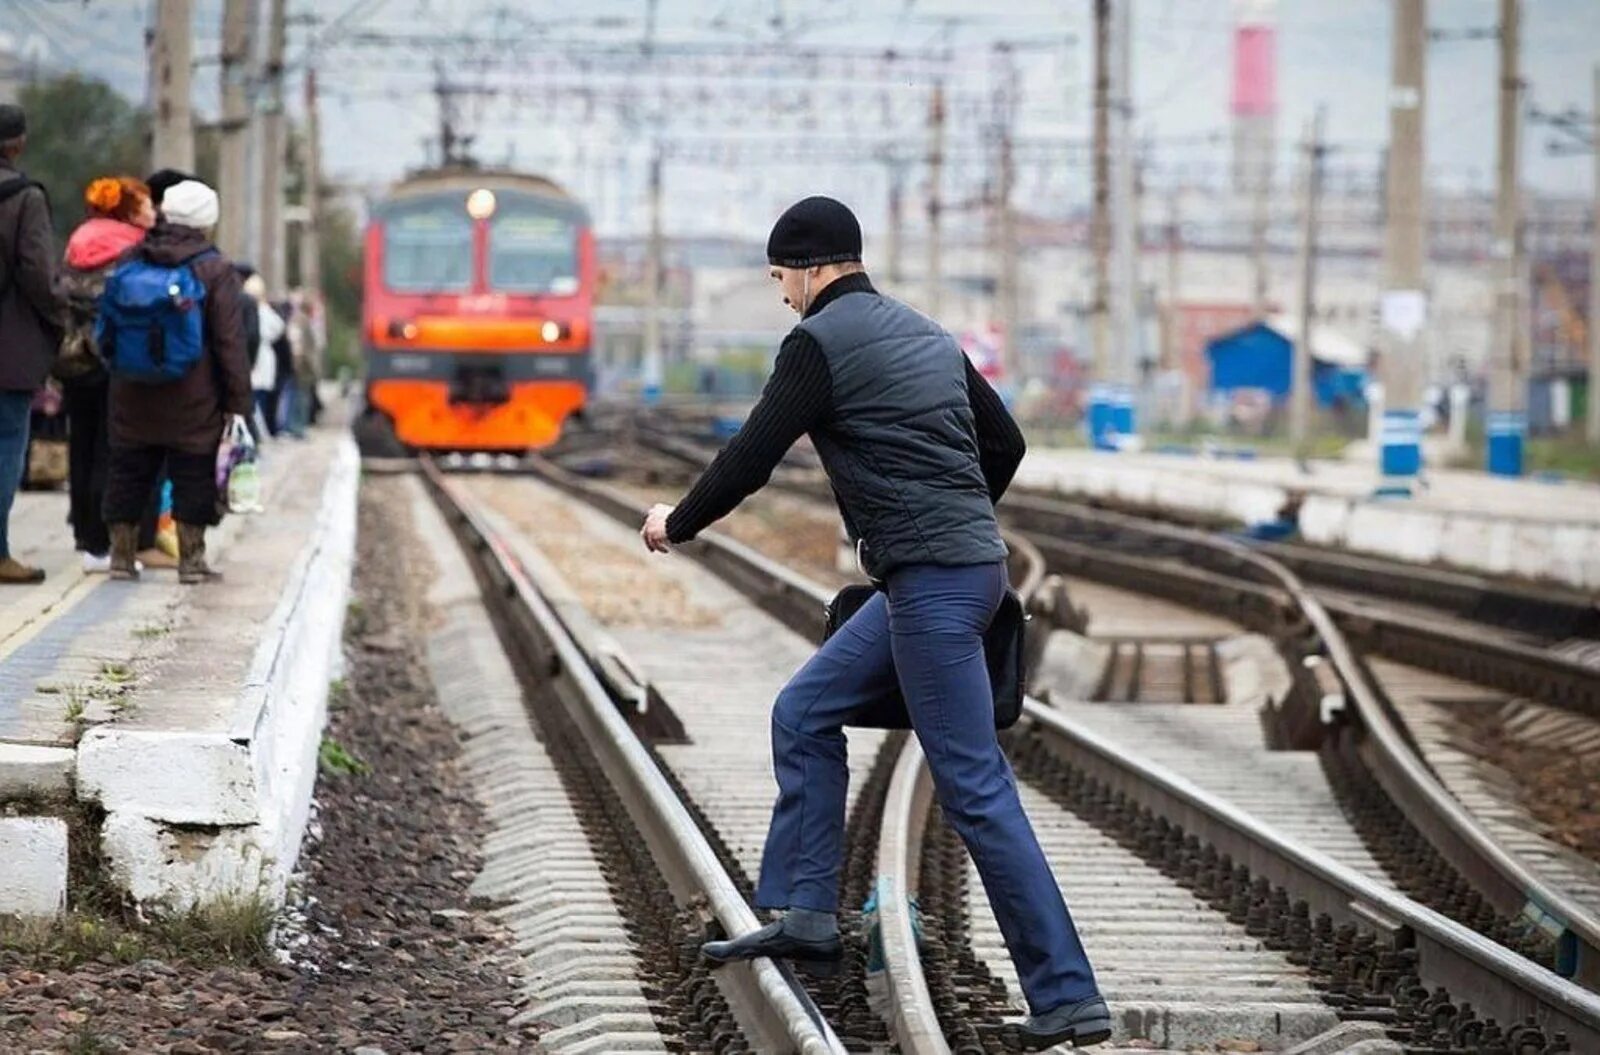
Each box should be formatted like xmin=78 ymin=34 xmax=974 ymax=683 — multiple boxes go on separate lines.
xmin=57 ymin=176 xmax=154 ymax=573
xmin=101 ymin=179 xmax=251 ymax=583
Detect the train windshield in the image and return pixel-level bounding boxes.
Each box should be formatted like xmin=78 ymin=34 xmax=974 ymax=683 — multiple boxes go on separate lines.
xmin=489 ymin=196 xmax=580 ymax=296
xmin=383 ymin=197 xmax=474 ymax=293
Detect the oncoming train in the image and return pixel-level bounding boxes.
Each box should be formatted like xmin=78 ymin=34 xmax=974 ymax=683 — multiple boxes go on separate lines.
xmin=360 ymin=170 xmax=595 ymax=452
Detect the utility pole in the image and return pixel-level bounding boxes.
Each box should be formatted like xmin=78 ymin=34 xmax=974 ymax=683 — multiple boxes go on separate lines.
xmin=926 ymin=82 xmax=945 ymax=320
xmin=643 ymin=146 xmax=664 ymax=404
xmin=216 ymin=0 xmax=251 ymax=257
xmin=996 ymin=128 xmax=1019 ymax=383
xmin=259 ymin=0 xmax=288 ymax=295
xmin=1249 ymin=168 xmax=1270 ymax=317
xmin=994 ymin=45 xmax=1020 ymax=384
xmin=1589 ymin=63 xmax=1600 ymax=445
xmin=1488 ymin=0 xmax=1525 ymax=475
xmin=300 ymin=65 xmax=324 ymax=371
xmin=1088 ymin=0 xmax=1112 ymax=445
xmin=1164 ymin=193 xmax=1186 ymax=424
xmin=1109 ymin=0 xmax=1138 ymax=439
xmin=1290 ymin=107 xmax=1326 ymax=449
xmin=886 ymin=162 xmax=904 ymax=288
xmin=1378 ymin=0 xmax=1427 ymax=488
xmin=147 ymin=0 xmax=194 ymax=172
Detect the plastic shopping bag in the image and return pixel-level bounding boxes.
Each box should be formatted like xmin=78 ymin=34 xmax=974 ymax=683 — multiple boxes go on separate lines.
xmin=228 ymin=458 xmax=262 ymax=514
xmin=217 ymin=415 xmax=263 ymax=514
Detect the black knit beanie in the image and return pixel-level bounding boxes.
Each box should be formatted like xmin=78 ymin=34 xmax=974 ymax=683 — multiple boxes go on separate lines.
xmin=146 ymin=168 xmax=197 ymax=206
xmin=766 ymin=196 xmax=862 ymax=268
xmin=0 ymin=104 xmax=25 ymax=141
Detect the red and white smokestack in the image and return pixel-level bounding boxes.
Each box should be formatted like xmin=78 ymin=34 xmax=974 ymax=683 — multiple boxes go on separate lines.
xmin=1231 ymin=0 xmax=1278 ymax=192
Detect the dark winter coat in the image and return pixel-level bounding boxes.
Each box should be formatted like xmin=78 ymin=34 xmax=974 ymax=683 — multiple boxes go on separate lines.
xmin=0 ymin=160 xmax=65 ymax=392
xmin=108 ymin=222 xmax=253 ymax=454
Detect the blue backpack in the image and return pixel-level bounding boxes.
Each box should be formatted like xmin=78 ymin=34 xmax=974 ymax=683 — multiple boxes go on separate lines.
xmin=96 ymin=249 xmax=218 ymax=383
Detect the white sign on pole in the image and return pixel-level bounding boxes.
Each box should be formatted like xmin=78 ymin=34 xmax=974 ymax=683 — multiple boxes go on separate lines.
xmin=1380 ymin=289 xmax=1427 ymax=342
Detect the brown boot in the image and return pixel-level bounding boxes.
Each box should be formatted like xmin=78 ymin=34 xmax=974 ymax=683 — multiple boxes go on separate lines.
xmin=176 ymin=523 xmax=223 ymax=584
xmin=0 ymin=557 xmax=45 ymax=584
xmin=109 ymin=523 xmax=141 ymax=581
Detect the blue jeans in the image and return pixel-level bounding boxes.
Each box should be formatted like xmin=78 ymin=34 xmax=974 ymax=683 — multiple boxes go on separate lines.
xmin=0 ymin=391 xmax=33 ymax=560
xmin=754 ymin=560 xmax=1099 ymax=1013
xmin=278 ymin=380 xmax=305 ymax=437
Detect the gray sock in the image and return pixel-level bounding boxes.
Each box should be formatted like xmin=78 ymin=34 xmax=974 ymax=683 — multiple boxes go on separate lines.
xmin=782 ymin=907 xmax=839 ymax=941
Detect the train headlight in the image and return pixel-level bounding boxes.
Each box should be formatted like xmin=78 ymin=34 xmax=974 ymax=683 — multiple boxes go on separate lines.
xmin=541 ymin=320 xmax=562 ymax=343
xmin=466 ymin=188 xmax=497 ymax=220
xmin=387 ymin=319 xmax=419 ymax=341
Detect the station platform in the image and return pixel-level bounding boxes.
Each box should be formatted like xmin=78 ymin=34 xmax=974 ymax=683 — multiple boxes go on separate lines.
xmin=1014 ymin=447 xmax=1600 ymax=591
xmin=0 ymin=424 xmax=358 ymax=916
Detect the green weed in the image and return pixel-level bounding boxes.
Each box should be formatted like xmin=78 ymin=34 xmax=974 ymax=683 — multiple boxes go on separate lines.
xmin=318 ymin=736 xmax=371 ymax=777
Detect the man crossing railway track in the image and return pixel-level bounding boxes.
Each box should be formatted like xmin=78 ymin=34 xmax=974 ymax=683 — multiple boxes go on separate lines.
xmin=640 ymin=195 xmax=1113 ymax=1050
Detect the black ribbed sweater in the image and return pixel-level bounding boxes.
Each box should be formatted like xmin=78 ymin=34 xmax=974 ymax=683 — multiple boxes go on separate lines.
xmin=665 ymin=273 xmax=1027 ymax=544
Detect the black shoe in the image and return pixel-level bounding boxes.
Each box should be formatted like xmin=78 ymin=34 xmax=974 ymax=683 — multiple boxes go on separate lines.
xmin=1018 ymin=995 xmax=1112 ymax=1050
xmin=701 ymin=920 xmax=844 ymax=977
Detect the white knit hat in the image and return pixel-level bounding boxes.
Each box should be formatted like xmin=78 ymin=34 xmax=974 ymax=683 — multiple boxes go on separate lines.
xmin=161 ymin=180 xmax=220 ymax=229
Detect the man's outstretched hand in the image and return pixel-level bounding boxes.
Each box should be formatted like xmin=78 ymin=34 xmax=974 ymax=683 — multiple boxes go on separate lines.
xmin=641 ymin=503 xmax=675 ymax=553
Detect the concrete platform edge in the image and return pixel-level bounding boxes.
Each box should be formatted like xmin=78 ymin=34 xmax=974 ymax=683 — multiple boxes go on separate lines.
xmin=1017 ymin=456 xmax=1600 ymax=590
xmin=77 ymin=435 xmax=361 ymax=911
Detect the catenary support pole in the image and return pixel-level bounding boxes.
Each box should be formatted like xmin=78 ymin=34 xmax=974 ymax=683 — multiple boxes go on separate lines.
xmin=216 ymin=0 xmax=251 ymax=257
xmin=1088 ymin=0 xmax=1112 ymax=447
xmin=1487 ymin=0 xmax=1525 ymax=475
xmin=643 ymin=146 xmax=664 ymax=405
xmin=300 ymin=64 xmax=324 ymax=373
xmin=148 ymin=0 xmax=195 ymax=172
xmin=1290 ymin=108 xmax=1326 ymax=450
xmin=1378 ymin=0 xmax=1428 ymax=491
xmin=259 ymin=0 xmax=288 ymax=294
xmin=927 ymin=82 xmax=945 ymax=320
xmin=1588 ymin=63 xmax=1600 ymax=445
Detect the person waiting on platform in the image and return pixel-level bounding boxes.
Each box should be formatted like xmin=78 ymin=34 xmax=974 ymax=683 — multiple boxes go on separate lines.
xmin=242 ymin=272 xmax=285 ymax=438
xmin=58 ymin=176 xmax=157 ymax=573
xmin=0 ymin=102 xmax=67 ymax=585
xmin=639 ymin=196 xmax=1111 ymax=1050
xmin=100 ymin=180 xmax=251 ymax=583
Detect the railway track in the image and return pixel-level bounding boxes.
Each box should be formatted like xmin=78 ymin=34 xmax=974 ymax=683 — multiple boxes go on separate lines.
xmin=404 ymin=441 xmax=1600 ymax=1053
xmin=620 ymin=414 xmax=1600 ymax=987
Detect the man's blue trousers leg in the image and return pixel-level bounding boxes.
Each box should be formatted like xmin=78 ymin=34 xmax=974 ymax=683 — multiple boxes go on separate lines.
xmin=754 ymin=560 xmax=1100 ymax=1014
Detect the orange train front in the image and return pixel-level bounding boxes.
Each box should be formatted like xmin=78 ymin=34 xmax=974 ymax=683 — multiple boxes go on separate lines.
xmin=361 ymin=171 xmax=595 ymax=452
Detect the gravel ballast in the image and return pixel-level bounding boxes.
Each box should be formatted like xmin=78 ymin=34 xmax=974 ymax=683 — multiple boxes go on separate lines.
xmin=0 ymin=479 xmax=543 ymax=1054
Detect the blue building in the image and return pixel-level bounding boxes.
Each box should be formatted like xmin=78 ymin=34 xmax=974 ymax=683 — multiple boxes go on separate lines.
xmin=1205 ymin=318 xmax=1369 ymax=409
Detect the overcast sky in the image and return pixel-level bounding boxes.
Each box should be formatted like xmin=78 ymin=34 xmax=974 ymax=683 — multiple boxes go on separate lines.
xmin=9 ymin=0 xmax=1598 ymax=237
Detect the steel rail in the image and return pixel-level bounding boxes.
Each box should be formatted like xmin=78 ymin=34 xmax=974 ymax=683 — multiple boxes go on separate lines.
xmin=528 ymin=444 xmax=1600 ymax=1048
xmin=1003 ymin=492 xmax=1600 ymax=989
xmin=623 ymin=418 xmax=1600 ymax=984
xmin=525 ymin=454 xmax=960 ymax=1049
xmin=1252 ymin=538 xmax=1599 ymax=640
xmin=420 ymin=458 xmax=847 ymax=1055
xmin=873 ymin=739 xmax=949 ymax=1055
xmin=1019 ymin=700 xmax=1600 ymax=1050
xmin=865 ymin=514 xmax=1052 ymax=1053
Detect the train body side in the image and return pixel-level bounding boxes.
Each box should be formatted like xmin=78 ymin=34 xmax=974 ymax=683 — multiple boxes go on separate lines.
xmin=362 ymin=172 xmax=596 ymax=451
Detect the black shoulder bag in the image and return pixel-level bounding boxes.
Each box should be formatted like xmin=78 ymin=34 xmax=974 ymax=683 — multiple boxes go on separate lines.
xmin=822 ymin=581 xmax=1027 ymax=730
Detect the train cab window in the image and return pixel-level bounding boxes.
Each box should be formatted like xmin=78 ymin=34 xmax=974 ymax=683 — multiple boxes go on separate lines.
xmin=384 ymin=198 xmax=474 ymax=293
xmin=489 ymin=198 xmax=580 ymax=295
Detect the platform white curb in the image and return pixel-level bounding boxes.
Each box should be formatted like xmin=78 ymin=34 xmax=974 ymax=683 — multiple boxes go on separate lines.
xmin=1018 ymin=457 xmax=1600 ymax=590
xmin=75 ymin=436 xmax=361 ymax=910
xmin=0 ymin=816 xmax=68 ymax=917
xmin=0 ymin=744 xmax=75 ymax=800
